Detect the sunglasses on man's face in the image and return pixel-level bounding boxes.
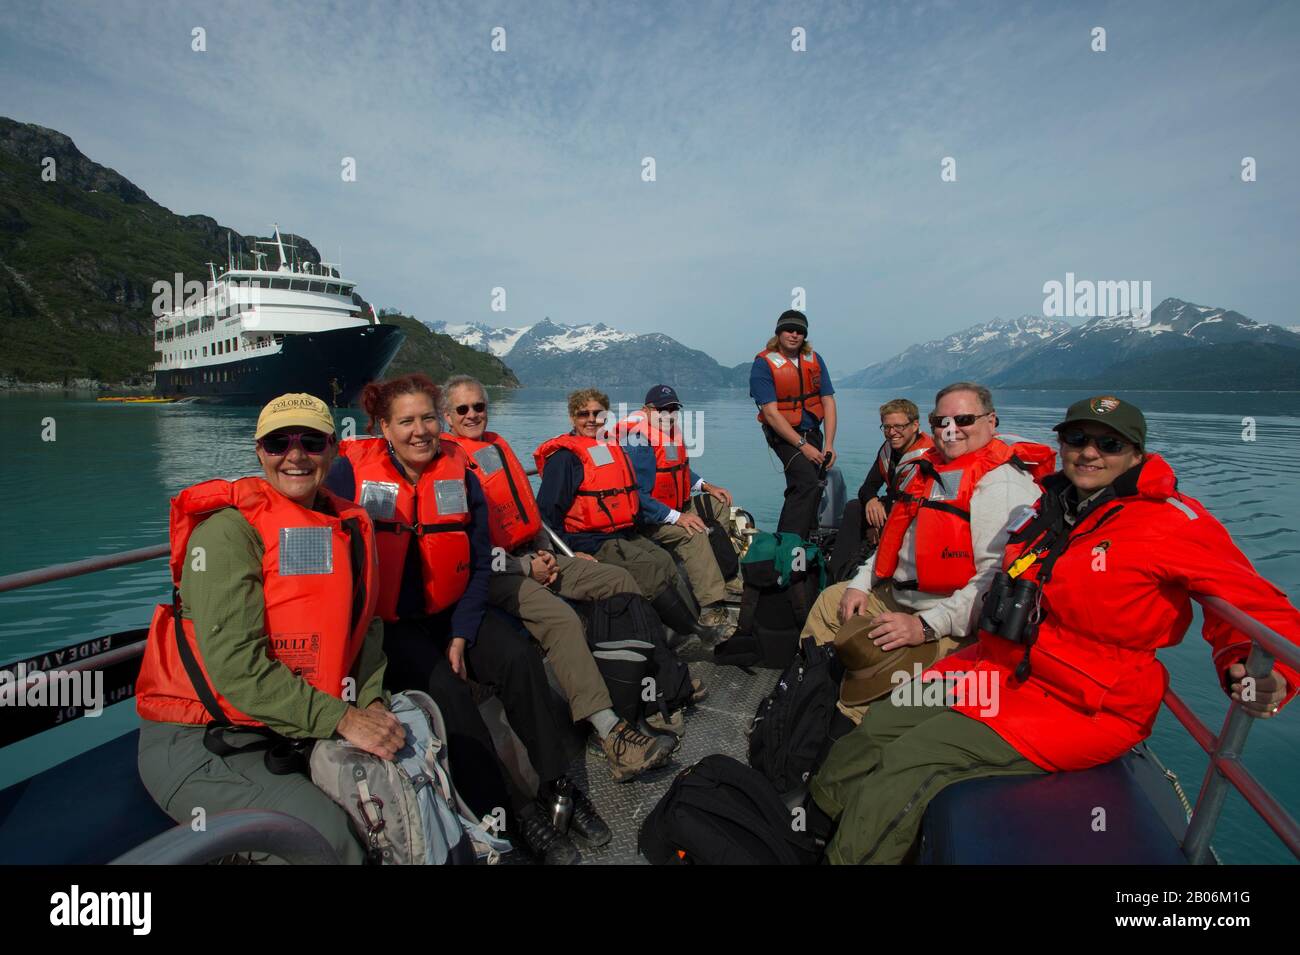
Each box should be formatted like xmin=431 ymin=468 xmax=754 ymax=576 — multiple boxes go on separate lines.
xmin=574 ymin=409 xmax=606 ymax=420
xmin=1059 ymin=429 xmax=1132 ymax=455
xmin=928 ymin=412 xmax=993 ymax=430
xmin=454 ymin=402 xmax=487 ymax=416
xmin=259 ymin=431 xmax=332 ymax=456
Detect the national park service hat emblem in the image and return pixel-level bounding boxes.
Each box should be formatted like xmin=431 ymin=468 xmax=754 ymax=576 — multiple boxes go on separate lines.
xmin=1053 ymin=395 xmax=1147 ymax=451
xmin=1090 ymin=396 xmax=1121 ymax=414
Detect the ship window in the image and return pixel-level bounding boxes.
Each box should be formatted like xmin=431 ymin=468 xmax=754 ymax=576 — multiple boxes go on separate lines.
xmin=271 ymin=278 xmax=290 ymax=290
xmin=340 ymin=285 xmax=353 ymax=296
xmin=308 ymin=281 xmax=324 ymax=293
xmin=231 ymin=338 xmax=238 ymax=351
xmin=155 ymin=331 xmax=163 ymax=341
xmin=289 ymin=280 xmax=306 ymax=291
xmin=326 ymin=283 xmax=339 ymax=295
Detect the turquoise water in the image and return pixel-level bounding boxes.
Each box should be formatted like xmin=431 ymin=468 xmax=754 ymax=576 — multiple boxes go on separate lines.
xmin=2 ymin=387 xmax=1298 ymax=864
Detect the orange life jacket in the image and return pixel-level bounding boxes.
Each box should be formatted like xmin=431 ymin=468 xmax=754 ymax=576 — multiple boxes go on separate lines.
xmin=874 ymin=437 xmax=1057 ymax=595
xmin=612 ymin=413 xmax=692 ymax=511
xmin=337 ymin=437 xmax=471 ymax=622
xmin=875 ymin=432 xmax=935 ymax=497
xmin=533 ymin=432 xmax=640 ymax=535
xmin=754 ymin=349 xmax=825 ymax=427
xmin=135 ymin=477 xmax=378 ymax=727
xmin=441 ymin=431 xmax=543 ymax=553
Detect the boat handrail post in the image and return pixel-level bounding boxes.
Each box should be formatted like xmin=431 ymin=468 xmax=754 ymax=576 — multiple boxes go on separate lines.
xmin=1180 ymin=638 xmax=1277 ymax=864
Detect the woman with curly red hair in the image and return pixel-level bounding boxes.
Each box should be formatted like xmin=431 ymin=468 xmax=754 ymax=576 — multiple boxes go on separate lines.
xmin=324 ymin=374 xmax=604 ymax=864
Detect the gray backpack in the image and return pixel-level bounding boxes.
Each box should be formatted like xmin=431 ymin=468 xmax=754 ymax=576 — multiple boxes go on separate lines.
xmin=310 ymin=690 xmax=511 ymax=865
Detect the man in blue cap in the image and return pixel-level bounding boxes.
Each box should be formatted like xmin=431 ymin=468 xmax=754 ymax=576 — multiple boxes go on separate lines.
xmin=613 ymin=385 xmax=739 ymax=640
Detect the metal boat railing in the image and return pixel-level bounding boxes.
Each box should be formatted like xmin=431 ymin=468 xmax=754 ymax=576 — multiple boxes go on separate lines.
xmin=2 ymin=540 xmax=1298 ymax=863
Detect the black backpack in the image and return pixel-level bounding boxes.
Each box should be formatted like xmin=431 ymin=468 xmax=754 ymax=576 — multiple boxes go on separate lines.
xmin=690 ymin=493 xmax=742 ymax=581
xmin=638 ymin=755 xmax=818 ymax=865
xmin=574 ymin=593 xmax=693 ymax=720
xmin=748 ymin=637 xmax=841 ymax=795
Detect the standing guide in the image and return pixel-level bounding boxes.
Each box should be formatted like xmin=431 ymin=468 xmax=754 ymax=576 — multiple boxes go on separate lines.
xmin=750 ymin=310 xmax=838 ymax=539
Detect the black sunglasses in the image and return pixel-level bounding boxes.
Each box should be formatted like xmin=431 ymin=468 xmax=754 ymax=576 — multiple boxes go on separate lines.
xmin=928 ymin=412 xmax=993 ymax=429
xmin=574 ymin=409 xmax=606 ymax=419
xmin=1059 ymin=429 xmax=1132 ymax=455
xmin=454 ymin=401 xmax=487 ymax=416
xmin=259 ymin=431 xmax=332 ymax=455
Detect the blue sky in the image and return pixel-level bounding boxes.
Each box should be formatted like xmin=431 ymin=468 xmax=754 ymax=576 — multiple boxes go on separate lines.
xmin=2 ymin=0 xmax=1298 ymax=370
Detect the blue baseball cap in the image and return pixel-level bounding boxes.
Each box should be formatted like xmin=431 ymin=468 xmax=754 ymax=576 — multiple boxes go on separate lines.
xmin=644 ymin=384 xmax=681 ymax=409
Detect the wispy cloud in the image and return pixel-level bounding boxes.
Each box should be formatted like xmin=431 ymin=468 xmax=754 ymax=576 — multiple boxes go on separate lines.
xmin=2 ymin=0 xmax=1297 ymax=372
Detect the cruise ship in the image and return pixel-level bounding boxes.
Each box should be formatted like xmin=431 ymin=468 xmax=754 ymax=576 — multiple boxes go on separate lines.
xmin=151 ymin=226 xmax=404 ymax=406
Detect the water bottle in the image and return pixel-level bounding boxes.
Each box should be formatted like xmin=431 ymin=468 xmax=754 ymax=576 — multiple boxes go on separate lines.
xmin=549 ymin=785 xmax=574 ymax=833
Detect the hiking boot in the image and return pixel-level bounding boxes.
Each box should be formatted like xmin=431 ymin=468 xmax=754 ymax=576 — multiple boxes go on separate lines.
xmin=515 ymin=804 xmax=581 ymax=865
xmin=598 ymin=719 xmax=676 ymax=782
xmin=645 ymin=708 xmax=685 ymax=740
xmin=697 ymin=605 xmax=735 ymax=644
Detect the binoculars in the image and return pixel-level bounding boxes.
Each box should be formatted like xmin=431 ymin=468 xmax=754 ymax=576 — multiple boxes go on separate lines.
xmin=978 ymin=571 xmax=1041 ymax=645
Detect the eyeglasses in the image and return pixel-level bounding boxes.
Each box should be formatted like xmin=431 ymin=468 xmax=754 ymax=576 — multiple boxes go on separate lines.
xmin=880 ymin=421 xmax=916 ymax=433
xmin=259 ymin=431 xmax=332 ymax=456
xmin=454 ymin=402 xmax=487 ymax=416
xmin=574 ymin=409 xmax=606 ymax=420
xmin=928 ymin=412 xmax=994 ymax=430
xmin=1059 ymin=429 xmax=1132 ymax=455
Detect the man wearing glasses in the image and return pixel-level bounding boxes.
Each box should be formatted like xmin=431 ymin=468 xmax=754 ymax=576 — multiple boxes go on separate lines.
xmin=801 ymin=382 xmax=1052 ymax=725
xmin=830 ymin=399 xmax=936 ymax=580
xmin=614 ymin=384 xmax=738 ymax=642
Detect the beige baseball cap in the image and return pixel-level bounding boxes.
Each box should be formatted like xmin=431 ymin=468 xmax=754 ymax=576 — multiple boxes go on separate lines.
xmin=254 ymin=393 xmax=336 ymax=439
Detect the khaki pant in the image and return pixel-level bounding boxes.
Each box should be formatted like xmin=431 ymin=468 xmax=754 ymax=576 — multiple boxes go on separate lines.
xmin=592 ymin=535 xmax=679 ymax=601
xmin=811 ymin=694 xmax=1042 ymax=864
xmin=802 ymin=580 xmax=964 ymax=725
xmin=641 ymin=501 xmax=727 ymax=606
xmin=488 ymin=555 xmax=638 ymax=723
xmin=137 ymin=720 xmax=367 ymax=865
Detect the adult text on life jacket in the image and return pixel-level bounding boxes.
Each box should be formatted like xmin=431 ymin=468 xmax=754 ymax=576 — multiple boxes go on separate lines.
xmin=755 ymin=350 xmax=824 ymax=427
xmin=136 ymin=477 xmax=378 ymax=727
xmin=534 ymin=433 xmax=640 ymax=534
xmin=442 ymin=431 xmax=543 ymax=553
xmin=613 ymin=413 xmax=692 ymax=512
xmin=874 ymin=437 xmax=1056 ymax=595
xmin=337 ymin=437 xmax=471 ymax=622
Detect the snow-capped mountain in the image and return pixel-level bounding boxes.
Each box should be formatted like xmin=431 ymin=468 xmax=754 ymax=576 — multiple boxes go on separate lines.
xmin=847 ymin=299 xmax=1300 ymax=391
xmin=425 ymin=318 xmax=743 ymax=388
xmin=842 ymin=316 xmax=1070 ymax=388
xmin=989 ymin=298 xmax=1300 ymax=388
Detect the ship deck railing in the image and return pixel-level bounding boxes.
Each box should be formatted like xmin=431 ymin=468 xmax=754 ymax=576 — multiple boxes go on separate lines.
xmin=2 ymin=537 xmax=1298 ymax=863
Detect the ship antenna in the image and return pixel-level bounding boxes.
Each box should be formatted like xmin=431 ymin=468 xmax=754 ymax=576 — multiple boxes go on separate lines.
xmin=227 ymin=231 xmax=233 ymax=273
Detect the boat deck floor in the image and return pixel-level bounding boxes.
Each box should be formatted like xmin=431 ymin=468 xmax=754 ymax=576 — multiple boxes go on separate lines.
xmin=553 ymin=637 xmax=774 ymax=865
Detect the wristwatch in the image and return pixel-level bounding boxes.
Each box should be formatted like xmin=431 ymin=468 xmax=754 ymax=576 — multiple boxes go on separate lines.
xmin=919 ymin=618 xmax=938 ymax=642
xmin=797 ymin=434 xmax=807 ymax=448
